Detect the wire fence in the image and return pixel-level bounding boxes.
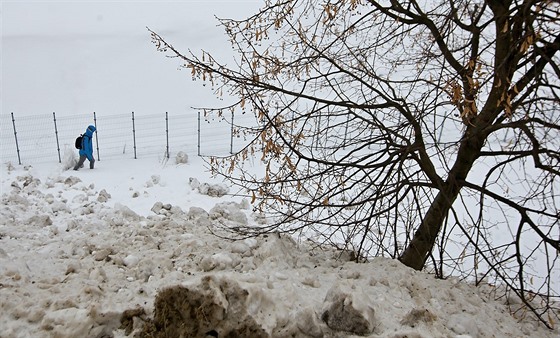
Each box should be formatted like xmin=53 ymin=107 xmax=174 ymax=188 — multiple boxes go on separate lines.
xmin=0 ymin=111 xmax=250 ymax=165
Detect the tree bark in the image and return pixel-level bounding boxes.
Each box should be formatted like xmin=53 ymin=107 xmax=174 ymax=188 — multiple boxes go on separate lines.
xmin=400 ymin=131 xmax=485 ymax=270
xmin=399 ymin=184 xmax=459 ymax=270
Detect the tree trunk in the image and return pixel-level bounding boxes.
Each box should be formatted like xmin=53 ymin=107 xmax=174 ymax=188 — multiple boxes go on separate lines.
xmin=400 ymin=131 xmax=485 ymax=270
xmin=399 ymin=184 xmax=459 ymax=270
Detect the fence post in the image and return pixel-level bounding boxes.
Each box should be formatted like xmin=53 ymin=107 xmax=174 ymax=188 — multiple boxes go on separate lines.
xmin=230 ymin=110 xmax=234 ymax=154
xmin=197 ymin=111 xmax=201 ymax=156
xmin=344 ymin=112 xmax=350 ymax=150
xmin=10 ymin=112 xmax=22 ymax=165
xmin=165 ymin=112 xmax=170 ymax=159
xmin=53 ymin=112 xmax=61 ymax=163
xmin=93 ymin=112 xmax=100 ymax=161
xmin=132 ymin=112 xmax=137 ymax=159
xmin=315 ymin=114 xmax=321 ymax=150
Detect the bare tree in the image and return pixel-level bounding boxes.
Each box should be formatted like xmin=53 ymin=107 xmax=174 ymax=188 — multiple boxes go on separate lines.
xmin=150 ymin=0 xmax=560 ymax=327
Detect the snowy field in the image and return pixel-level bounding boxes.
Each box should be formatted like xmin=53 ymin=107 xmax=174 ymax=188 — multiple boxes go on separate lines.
xmin=2 ymin=1 xmax=559 ymax=337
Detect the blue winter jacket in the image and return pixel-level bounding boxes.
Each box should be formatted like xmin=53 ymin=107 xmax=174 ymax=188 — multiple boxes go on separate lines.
xmin=79 ymin=125 xmax=96 ymax=160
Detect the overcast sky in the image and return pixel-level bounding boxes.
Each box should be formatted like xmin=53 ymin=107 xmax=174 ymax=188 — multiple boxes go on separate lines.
xmin=2 ymin=1 xmax=259 ymax=37
xmin=1 ymin=1 xmax=261 ymax=116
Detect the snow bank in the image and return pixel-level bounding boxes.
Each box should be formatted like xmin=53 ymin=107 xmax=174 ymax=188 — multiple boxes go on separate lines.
xmin=0 ymin=162 xmax=558 ymax=338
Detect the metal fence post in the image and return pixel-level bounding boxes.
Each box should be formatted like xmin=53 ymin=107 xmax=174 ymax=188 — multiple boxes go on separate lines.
xmin=132 ymin=112 xmax=137 ymax=159
xmin=165 ymin=112 xmax=170 ymax=159
xmin=315 ymin=114 xmax=321 ymax=150
xmin=93 ymin=112 xmax=100 ymax=161
xmin=197 ymin=111 xmax=201 ymax=156
xmin=10 ymin=112 xmax=22 ymax=165
xmin=53 ymin=112 xmax=61 ymax=163
xmin=344 ymin=112 xmax=350 ymax=150
xmin=230 ymin=110 xmax=234 ymax=154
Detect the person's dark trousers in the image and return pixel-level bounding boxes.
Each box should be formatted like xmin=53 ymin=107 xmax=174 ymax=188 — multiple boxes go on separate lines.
xmin=74 ymin=155 xmax=95 ymax=170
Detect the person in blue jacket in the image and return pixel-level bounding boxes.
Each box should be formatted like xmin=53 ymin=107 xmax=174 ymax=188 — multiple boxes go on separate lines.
xmin=74 ymin=125 xmax=96 ymax=170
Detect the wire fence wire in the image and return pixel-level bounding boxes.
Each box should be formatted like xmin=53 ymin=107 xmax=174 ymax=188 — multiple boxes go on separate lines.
xmin=0 ymin=111 xmax=247 ymax=165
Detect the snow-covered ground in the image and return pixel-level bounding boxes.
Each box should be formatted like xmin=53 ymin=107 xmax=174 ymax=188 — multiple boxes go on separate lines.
xmin=1 ymin=154 xmax=558 ymax=338
xmin=2 ymin=1 xmax=558 ymax=337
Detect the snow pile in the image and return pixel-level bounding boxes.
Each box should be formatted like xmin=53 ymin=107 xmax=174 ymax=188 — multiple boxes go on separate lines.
xmin=0 ymin=160 xmax=558 ymax=338
xmin=189 ymin=177 xmax=230 ymax=197
xmin=175 ymin=151 xmax=188 ymax=165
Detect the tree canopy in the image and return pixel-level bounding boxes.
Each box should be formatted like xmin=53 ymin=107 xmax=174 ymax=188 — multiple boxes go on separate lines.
xmin=150 ymin=0 xmax=560 ymax=327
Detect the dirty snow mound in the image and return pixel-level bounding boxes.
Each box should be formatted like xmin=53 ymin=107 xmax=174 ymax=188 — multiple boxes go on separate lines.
xmin=0 ymin=166 xmax=558 ymax=338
